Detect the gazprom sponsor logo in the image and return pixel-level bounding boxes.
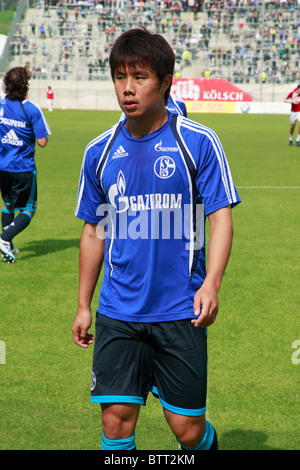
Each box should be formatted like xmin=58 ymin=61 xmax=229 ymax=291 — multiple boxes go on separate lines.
xmin=154 ymin=139 xmax=178 ymax=152
xmin=96 ymin=170 xmax=204 ymax=249
xmin=0 ymin=117 xmax=26 ymax=128
xmin=107 ymin=170 xmax=182 ymax=213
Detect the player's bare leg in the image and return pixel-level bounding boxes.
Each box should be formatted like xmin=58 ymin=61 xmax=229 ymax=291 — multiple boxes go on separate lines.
xmin=296 ymin=122 xmax=300 ymax=146
xmin=164 ymin=409 xmax=218 ymax=450
xmin=290 ymin=123 xmax=296 ymax=145
xmin=100 ymin=403 xmax=140 ymax=450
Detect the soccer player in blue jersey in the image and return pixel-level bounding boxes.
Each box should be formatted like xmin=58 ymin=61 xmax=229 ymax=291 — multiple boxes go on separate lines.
xmin=0 ymin=66 xmax=51 ymax=262
xmin=72 ymin=28 xmax=241 ymax=451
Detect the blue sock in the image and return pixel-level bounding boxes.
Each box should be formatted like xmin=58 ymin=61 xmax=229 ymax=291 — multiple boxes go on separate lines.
xmin=1 ymin=211 xmax=32 ymax=242
xmin=178 ymin=421 xmax=217 ymax=450
xmin=101 ymin=433 xmax=136 ymax=450
xmin=1 ymin=208 xmax=14 ymax=232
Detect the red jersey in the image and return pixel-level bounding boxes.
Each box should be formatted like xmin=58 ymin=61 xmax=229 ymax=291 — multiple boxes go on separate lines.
xmin=284 ymin=87 xmax=300 ymax=112
xmin=47 ymin=89 xmax=54 ymax=100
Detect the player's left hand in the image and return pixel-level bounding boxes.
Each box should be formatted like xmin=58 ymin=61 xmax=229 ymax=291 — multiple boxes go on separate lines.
xmin=191 ymin=285 xmax=219 ymax=327
xmin=72 ymin=308 xmax=94 ymax=348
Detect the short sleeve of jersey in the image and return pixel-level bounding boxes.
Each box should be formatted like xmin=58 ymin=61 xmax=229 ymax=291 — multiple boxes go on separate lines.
xmin=75 ymin=141 xmax=107 ymax=224
xmin=24 ymin=101 xmax=51 ymax=139
xmin=196 ymin=129 xmax=240 ymax=215
xmin=176 ymin=119 xmax=240 ymax=215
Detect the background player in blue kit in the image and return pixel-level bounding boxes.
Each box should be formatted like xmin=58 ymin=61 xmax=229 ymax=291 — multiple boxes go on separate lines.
xmin=72 ymin=28 xmax=241 ymax=451
xmin=0 ymin=66 xmax=51 ymax=263
xmin=166 ymin=94 xmax=187 ymax=117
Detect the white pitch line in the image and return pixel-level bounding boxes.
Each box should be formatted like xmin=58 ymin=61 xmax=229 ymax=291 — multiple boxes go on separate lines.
xmin=237 ymin=186 xmax=300 ymax=189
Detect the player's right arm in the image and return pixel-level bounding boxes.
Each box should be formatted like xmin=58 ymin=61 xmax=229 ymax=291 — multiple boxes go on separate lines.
xmin=72 ymin=222 xmax=105 ymax=348
xmin=284 ymin=90 xmax=293 ymax=103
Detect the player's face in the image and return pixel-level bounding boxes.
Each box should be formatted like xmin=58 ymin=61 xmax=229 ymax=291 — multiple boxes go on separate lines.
xmin=114 ymin=64 xmax=170 ymax=120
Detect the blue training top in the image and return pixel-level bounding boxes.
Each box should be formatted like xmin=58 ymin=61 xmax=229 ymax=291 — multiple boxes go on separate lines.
xmin=76 ymin=112 xmax=241 ymax=323
xmin=0 ymin=96 xmax=51 ymax=172
xmin=166 ymin=95 xmax=187 ymax=117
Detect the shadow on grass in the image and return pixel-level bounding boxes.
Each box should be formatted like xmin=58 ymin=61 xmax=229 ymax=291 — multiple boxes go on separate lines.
xmin=18 ymin=238 xmax=80 ymax=259
xmin=219 ymin=429 xmax=279 ymax=450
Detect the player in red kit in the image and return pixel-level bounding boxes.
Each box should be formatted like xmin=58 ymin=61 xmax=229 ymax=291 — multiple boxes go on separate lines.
xmin=284 ymin=82 xmax=300 ymax=146
xmin=46 ymin=86 xmax=54 ymax=112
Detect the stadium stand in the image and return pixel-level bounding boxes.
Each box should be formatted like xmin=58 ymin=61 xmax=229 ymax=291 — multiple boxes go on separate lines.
xmin=6 ymin=0 xmax=300 ymax=86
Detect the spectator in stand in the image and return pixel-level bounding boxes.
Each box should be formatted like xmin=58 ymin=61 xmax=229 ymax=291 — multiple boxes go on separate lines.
xmin=30 ymin=20 xmax=36 ymax=35
xmin=39 ymin=24 xmax=46 ymax=39
xmin=44 ymin=1 xmax=50 ymax=17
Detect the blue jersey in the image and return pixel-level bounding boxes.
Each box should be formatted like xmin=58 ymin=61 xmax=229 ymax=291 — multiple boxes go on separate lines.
xmin=76 ymin=112 xmax=240 ymax=323
xmin=166 ymin=95 xmax=187 ymax=117
xmin=0 ymin=96 xmax=51 ymax=172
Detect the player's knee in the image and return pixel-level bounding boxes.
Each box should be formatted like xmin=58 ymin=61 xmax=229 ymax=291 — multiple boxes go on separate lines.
xmin=165 ymin=409 xmax=206 ymax=449
xmin=101 ymin=404 xmax=139 ymax=439
xmin=176 ymin=424 xmax=206 ymax=449
xmin=3 ymin=204 xmax=14 ymax=211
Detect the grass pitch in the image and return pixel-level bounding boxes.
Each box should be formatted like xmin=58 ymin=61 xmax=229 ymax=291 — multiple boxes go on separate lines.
xmin=0 ymin=110 xmax=299 ymax=450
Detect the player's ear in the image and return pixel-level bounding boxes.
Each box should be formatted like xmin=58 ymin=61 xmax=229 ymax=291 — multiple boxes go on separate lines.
xmin=161 ymin=74 xmax=173 ymax=95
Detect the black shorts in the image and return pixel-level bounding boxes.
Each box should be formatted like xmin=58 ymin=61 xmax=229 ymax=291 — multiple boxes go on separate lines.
xmin=0 ymin=170 xmax=37 ymax=211
xmin=91 ymin=313 xmax=207 ymax=416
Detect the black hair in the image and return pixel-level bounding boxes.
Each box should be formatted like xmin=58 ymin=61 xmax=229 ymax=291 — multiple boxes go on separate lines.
xmin=109 ymin=28 xmax=175 ymax=103
xmin=3 ymin=66 xmax=31 ymax=101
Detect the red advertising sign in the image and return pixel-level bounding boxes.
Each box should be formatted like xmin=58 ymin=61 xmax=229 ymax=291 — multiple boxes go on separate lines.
xmin=171 ymin=78 xmax=253 ymax=102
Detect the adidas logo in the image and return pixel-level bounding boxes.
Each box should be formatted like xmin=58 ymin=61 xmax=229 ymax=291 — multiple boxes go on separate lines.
xmin=112 ymin=145 xmax=128 ymax=159
xmin=1 ymin=129 xmax=23 ymax=146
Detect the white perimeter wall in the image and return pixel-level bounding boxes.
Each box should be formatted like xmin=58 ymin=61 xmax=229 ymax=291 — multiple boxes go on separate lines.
xmin=25 ymin=79 xmax=291 ymax=114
